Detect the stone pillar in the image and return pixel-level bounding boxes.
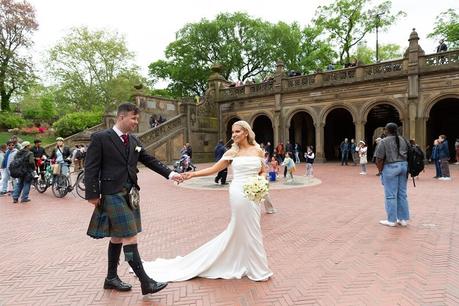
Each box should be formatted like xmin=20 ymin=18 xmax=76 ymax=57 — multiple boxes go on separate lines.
xmin=355 ymin=121 xmax=365 ymax=142
xmin=314 ymin=122 xmax=325 ymax=162
xmin=404 ymin=29 xmax=425 ymax=140
xmin=273 ymin=112 xmax=280 ymax=146
xmin=417 ymin=116 xmax=428 ymax=150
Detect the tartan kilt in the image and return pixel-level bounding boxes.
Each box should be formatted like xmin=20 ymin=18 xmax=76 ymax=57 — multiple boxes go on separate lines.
xmin=87 ymin=191 xmax=142 ymax=239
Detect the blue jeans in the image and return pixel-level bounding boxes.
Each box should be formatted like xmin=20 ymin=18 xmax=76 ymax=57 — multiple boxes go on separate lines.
xmin=12 ymin=177 xmax=31 ymax=201
xmin=434 ymin=159 xmax=442 ymax=177
xmin=341 ymin=151 xmax=349 ymax=165
xmin=381 ymin=161 xmax=409 ymax=222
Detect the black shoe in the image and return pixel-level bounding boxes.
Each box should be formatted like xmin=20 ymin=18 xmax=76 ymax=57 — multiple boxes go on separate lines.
xmin=141 ymin=279 xmax=168 ymax=295
xmin=13 ymin=198 xmax=18 ymax=204
xmin=21 ymin=198 xmax=31 ymax=203
xmin=103 ymin=276 xmax=132 ymax=291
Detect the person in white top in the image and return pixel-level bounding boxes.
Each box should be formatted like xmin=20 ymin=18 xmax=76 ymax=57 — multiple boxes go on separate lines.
xmin=358 ymin=141 xmax=368 ymax=175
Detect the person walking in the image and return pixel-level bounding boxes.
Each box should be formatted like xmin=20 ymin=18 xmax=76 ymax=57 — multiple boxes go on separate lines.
xmin=374 ymin=122 xmax=410 ymax=227
xmin=84 ymin=103 xmax=183 ymax=295
xmin=0 ymin=141 xmax=18 ymax=195
xmin=438 ymin=135 xmax=451 ymax=180
xmin=431 ymin=139 xmax=442 ymax=178
xmin=304 ymin=146 xmax=315 ymax=177
xmin=11 ymin=141 xmax=35 ymax=203
xmin=358 ymin=141 xmax=368 ymax=175
xmin=340 ymin=138 xmax=350 ymax=165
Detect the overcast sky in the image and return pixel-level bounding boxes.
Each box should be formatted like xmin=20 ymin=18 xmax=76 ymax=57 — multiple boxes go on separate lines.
xmin=28 ymin=0 xmax=458 ymax=82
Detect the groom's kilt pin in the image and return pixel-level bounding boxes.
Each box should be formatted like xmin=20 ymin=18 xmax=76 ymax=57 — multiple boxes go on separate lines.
xmin=87 ymin=191 xmax=142 ymax=239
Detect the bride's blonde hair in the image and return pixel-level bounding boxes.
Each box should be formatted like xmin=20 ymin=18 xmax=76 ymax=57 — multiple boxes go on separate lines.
xmin=225 ymin=120 xmax=259 ymax=158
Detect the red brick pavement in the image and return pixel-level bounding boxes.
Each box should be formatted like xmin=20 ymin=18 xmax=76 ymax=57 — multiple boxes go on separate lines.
xmin=1 ymin=163 xmax=458 ymax=306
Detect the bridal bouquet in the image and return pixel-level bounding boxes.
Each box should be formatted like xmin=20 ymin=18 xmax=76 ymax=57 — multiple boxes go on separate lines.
xmin=243 ymin=176 xmax=269 ymax=204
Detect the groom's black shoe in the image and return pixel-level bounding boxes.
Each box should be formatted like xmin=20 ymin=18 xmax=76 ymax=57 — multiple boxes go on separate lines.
xmin=141 ymin=279 xmax=168 ymax=295
xmin=104 ymin=276 xmax=132 ymax=291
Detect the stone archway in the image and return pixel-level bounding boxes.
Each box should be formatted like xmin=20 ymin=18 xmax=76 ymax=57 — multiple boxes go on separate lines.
xmin=225 ymin=117 xmax=241 ymax=143
xmin=253 ymin=115 xmax=274 ymax=147
xmin=426 ymin=98 xmax=459 ymax=161
xmin=365 ymin=103 xmax=402 ymax=157
xmin=288 ymin=111 xmax=315 ymax=159
xmin=324 ymin=108 xmax=355 ymax=161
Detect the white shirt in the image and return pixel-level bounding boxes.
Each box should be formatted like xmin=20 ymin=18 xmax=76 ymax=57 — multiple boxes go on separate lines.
xmin=112 ymin=125 xmax=178 ymax=180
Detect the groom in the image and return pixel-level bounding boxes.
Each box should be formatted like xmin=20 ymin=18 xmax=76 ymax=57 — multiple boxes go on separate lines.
xmin=85 ymin=102 xmax=183 ymax=295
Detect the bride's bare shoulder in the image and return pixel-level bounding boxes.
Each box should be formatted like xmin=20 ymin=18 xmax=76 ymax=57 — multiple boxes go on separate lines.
xmin=253 ymin=147 xmax=264 ymax=158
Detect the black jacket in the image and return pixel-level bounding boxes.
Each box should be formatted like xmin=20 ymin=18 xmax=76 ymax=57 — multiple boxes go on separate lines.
xmin=84 ymin=128 xmax=172 ymax=199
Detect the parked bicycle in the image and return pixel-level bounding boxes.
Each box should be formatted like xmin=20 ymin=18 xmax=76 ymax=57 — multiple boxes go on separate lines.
xmin=34 ymin=160 xmax=85 ymax=199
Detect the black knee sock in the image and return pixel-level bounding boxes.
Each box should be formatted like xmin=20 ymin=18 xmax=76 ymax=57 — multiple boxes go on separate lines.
xmin=107 ymin=241 xmax=122 ymax=279
xmin=107 ymin=241 xmax=123 ymax=279
xmin=123 ymin=244 xmax=153 ymax=284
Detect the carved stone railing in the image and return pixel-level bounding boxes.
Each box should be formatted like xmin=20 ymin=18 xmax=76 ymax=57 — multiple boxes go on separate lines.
xmin=284 ymin=74 xmax=315 ymax=90
xmin=137 ymin=114 xmax=186 ymax=150
xmin=323 ymin=68 xmax=356 ymax=85
xmin=421 ymin=49 xmax=459 ymax=72
xmin=220 ymin=80 xmax=275 ymax=101
xmin=363 ymin=59 xmax=405 ymax=80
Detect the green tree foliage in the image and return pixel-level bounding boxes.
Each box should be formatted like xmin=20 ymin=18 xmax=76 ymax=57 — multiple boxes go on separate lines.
xmin=149 ymin=12 xmax=335 ymax=97
xmin=0 ymin=111 xmax=26 ymax=129
xmin=353 ymin=43 xmax=402 ymax=64
xmin=52 ymin=111 xmax=103 ymax=137
xmin=19 ymin=84 xmax=57 ymax=123
xmin=0 ymin=0 xmax=38 ymax=111
xmin=46 ymin=27 xmax=142 ymax=112
xmin=428 ymin=9 xmax=459 ymax=49
xmin=313 ymin=0 xmax=405 ymax=65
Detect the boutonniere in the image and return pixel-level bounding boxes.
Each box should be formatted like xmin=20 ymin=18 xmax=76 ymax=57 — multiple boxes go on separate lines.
xmin=135 ymin=146 xmax=142 ymax=152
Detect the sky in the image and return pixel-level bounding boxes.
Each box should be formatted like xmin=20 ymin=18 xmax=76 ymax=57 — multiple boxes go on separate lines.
xmin=28 ymin=0 xmax=458 ymax=84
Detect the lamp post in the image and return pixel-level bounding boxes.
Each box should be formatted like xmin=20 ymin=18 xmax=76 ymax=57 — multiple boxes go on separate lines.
xmin=375 ymin=12 xmax=385 ymax=63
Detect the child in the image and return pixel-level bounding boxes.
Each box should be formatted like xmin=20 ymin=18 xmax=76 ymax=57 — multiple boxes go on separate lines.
xmin=304 ymin=146 xmax=315 ymax=177
xmin=281 ymin=152 xmax=295 ymax=182
xmin=268 ymin=156 xmax=279 ymax=182
xmin=358 ymin=141 xmax=368 ymax=175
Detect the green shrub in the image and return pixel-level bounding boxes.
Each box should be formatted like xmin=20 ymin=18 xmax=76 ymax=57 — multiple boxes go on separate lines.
xmin=53 ymin=111 xmax=103 ymax=137
xmin=0 ymin=112 xmax=27 ymax=129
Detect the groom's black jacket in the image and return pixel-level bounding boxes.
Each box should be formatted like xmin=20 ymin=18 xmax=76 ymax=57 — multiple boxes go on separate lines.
xmin=84 ymin=128 xmax=172 ymax=200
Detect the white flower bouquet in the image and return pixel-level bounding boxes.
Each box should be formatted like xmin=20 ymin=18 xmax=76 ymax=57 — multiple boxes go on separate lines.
xmin=243 ymin=176 xmax=269 ymax=204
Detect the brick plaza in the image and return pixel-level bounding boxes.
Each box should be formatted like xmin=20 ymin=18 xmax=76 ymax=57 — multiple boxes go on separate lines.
xmin=1 ymin=163 xmax=458 ymax=305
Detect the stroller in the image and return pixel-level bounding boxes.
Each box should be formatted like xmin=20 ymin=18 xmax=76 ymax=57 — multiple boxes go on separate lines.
xmin=173 ymin=153 xmax=196 ymax=173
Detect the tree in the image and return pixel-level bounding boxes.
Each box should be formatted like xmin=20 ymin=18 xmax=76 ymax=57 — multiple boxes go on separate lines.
xmin=0 ymin=0 xmax=38 ymax=111
xmin=46 ymin=27 xmax=140 ymax=112
xmin=149 ymin=12 xmax=336 ymax=97
xmin=270 ymin=22 xmax=336 ymax=74
xmin=313 ymin=0 xmax=405 ymax=65
xmin=428 ymin=9 xmax=459 ymax=49
xmin=19 ymin=84 xmax=57 ymax=122
xmin=353 ymin=43 xmax=402 ymax=64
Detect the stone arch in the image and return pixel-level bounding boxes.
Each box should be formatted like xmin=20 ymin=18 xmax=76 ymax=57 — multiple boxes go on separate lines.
xmin=422 ymin=93 xmax=459 ymax=118
xmin=361 ymin=99 xmax=404 ymax=123
xmin=319 ymin=103 xmax=357 ymax=125
xmin=323 ymin=106 xmax=355 ymax=161
xmin=425 ymin=94 xmax=459 ymax=161
xmin=251 ymin=113 xmax=274 ymax=147
xmin=225 ymin=116 xmax=241 ymax=143
xmin=362 ymin=100 xmax=404 ymax=156
xmin=285 ymin=108 xmax=316 ymax=158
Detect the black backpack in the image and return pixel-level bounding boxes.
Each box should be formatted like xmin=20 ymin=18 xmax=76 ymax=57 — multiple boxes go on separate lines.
xmin=8 ymin=150 xmax=30 ymax=178
xmin=404 ymin=139 xmax=425 ymax=187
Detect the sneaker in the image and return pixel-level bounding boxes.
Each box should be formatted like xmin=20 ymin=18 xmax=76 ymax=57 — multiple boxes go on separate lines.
xmin=0 ymin=191 xmax=6 ymax=196
xmin=397 ymin=219 xmax=408 ymax=227
xmin=439 ymin=177 xmax=452 ymax=181
xmin=266 ymin=208 xmax=277 ymax=214
xmin=21 ymin=198 xmax=31 ymax=203
xmin=379 ymin=220 xmax=396 ymax=227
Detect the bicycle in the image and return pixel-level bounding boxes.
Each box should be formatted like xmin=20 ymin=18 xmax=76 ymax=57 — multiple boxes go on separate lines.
xmin=51 ymin=162 xmax=72 ymax=198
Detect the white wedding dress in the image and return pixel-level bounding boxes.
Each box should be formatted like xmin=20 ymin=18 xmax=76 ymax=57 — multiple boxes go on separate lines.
xmin=143 ymin=156 xmax=273 ymax=282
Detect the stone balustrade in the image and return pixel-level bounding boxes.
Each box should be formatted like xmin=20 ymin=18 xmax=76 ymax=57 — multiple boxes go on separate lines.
xmin=217 ymin=50 xmax=458 ymax=101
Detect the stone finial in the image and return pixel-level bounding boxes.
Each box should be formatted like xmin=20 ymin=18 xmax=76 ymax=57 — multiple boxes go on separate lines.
xmin=404 ymin=28 xmax=424 ymax=58
xmin=275 ymin=59 xmax=285 ymax=76
xmin=208 ymin=63 xmax=226 ymax=81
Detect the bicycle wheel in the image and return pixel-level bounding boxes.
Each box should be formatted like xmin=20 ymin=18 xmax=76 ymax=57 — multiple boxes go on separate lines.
xmin=35 ymin=176 xmax=48 ymax=193
xmin=52 ymin=175 xmax=70 ymax=198
xmin=75 ymin=171 xmax=85 ymax=199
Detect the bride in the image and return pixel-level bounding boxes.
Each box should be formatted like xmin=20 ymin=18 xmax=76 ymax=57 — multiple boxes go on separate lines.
xmin=142 ymin=120 xmax=273 ymax=282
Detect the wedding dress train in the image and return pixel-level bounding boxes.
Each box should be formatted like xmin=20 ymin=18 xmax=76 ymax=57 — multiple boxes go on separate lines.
xmin=142 ymin=156 xmax=273 ymax=282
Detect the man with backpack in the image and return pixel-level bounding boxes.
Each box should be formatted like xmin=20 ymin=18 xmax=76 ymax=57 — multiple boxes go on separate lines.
xmin=374 ymin=123 xmax=410 ymax=227
xmin=9 ymin=141 xmax=35 ymax=203
xmin=0 ymin=141 xmax=18 ymax=196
